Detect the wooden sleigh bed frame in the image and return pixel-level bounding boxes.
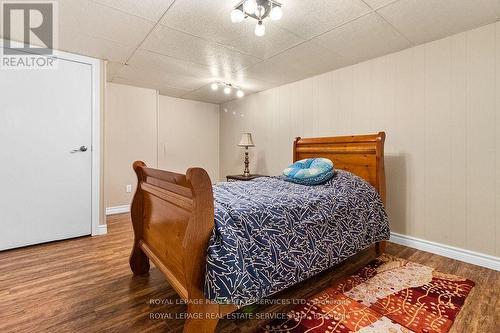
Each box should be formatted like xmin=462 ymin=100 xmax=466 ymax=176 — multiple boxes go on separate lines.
xmin=130 ymin=132 xmax=387 ymax=333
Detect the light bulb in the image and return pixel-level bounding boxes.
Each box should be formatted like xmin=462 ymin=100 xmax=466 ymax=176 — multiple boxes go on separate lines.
xmin=224 ymin=86 xmax=231 ymax=95
xmin=210 ymin=82 xmax=219 ymax=91
xmin=255 ymin=21 xmax=265 ymax=37
xmin=237 ymin=90 xmax=245 ymax=98
xmin=270 ymin=6 xmax=283 ymax=20
xmin=243 ymin=0 xmax=257 ymax=15
xmin=230 ymin=9 xmax=244 ymax=23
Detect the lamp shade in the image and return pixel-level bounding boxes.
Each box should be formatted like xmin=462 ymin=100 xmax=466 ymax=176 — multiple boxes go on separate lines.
xmin=238 ymin=133 xmax=255 ymax=147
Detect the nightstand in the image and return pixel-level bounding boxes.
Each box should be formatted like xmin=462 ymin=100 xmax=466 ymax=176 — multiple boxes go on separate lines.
xmin=226 ymin=174 xmax=267 ymax=182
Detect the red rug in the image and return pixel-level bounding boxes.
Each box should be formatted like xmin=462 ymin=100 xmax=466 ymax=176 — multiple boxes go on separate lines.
xmin=261 ymin=254 xmax=475 ymax=333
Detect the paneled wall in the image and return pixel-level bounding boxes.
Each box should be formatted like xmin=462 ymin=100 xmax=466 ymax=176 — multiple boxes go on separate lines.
xmin=104 ymin=83 xmax=158 ymax=208
xmin=158 ymin=96 xmax=220 ymax=182
xmin=104 ymin=83 xmax=219 ymax=209
xmin=220 ymin=22 xmax=500 ymax=258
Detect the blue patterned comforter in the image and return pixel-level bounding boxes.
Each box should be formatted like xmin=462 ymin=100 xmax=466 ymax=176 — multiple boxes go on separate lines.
xmin=204 ymin=170 xmax=390 ymax=305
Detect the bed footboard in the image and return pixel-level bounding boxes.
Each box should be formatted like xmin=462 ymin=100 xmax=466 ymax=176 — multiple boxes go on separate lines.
xmin=375 ymin=241 xmax=386 ymax=255
xmin=130 ymin=161 xmax=233 ymax=333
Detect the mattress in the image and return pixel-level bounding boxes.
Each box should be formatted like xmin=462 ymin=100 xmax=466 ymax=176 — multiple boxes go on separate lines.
xmin=204 ymin=170 xmax=390 ymax=305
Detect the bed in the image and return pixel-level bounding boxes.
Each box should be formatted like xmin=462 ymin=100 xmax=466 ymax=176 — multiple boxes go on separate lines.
xmin=129 ymin=132 xmax=389 ymax=333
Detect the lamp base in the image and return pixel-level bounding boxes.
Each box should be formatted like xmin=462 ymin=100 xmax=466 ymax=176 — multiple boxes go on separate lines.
xmin=243 ymin=148 xmax=250 ymax=176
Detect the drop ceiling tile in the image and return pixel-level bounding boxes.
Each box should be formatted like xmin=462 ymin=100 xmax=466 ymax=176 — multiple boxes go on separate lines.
xmin=121 ymin=50 xmax=214 ymax=91
xmin=220 ymin=73 xmax=276 ymax=93
xmin=128 ymin=49 xmax=213 ymax=77
xmin=378 ymin=0 xmax=499 ymax=45
xmin=59 ymin=27 xmax=135 ymax=63
xmin=270 ymin=40 xmax=352 ymax=78
xmin=160 ymin=0 xmax=306 ymax=59
xmin=314 ymin=13 xmax=411 ymax=64
xmin=182 ymin=84 xmax=244 ymax=104
xmin=362 ymin=0 xmax=400 ymax=10
xmin=115 ymin=67 xmax=199 ymax=91
xmin=158 ymin=87 xmax=193 ymax=99
xmin=106 ymin=61 xmax=124 ymax=81
xmin=218 ymin=21 xmax=305 ymax=60
xmin=111 ymin=77 xmax=158 ymax=90
xmin=235 ymin=57 xmax=308 ymax=86
xmin=141 ymin=25 xmax=261 ymax=72
xmin=93 ymin=0 xmax=175 ymax=22
xmin=274 ymin=0 xmax=372 ymax=39
xmin=160 ymin=0 xmax=249 ymax=43
xmin=231 ymin=40 xmax=351 ymax=89
xmin=57 ymin=0 xmax=91 ymax=30
xmin=58 ymin=0 xmax=154 ymax=47
xmin=39 ymin=0 xmax=500 ymax=104
xmin=112 ymin=77 xmax=191 ymax=97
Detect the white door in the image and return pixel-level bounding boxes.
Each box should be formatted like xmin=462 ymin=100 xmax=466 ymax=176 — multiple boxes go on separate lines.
xmin=0 ymin=57 xmax=93 ymax=250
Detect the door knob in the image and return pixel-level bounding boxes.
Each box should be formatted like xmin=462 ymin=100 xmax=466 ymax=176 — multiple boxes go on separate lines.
xmin=71 ymin=146 xmax=88 ymax=153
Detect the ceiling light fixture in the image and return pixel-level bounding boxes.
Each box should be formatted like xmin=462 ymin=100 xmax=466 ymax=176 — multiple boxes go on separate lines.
xmin=270 ymin=5 xmax=283 ymax=20
xmin=210 ymin=81 xmax=246 ymax=98
xmin=230 ymin=8 xmax=245 ymax=23
xmin=255 ymin=21 xmax=265 ymax=37
xmin=230 ymin=0 xmax=283 ymax=37
xmin=243 ymin=0 xmax=257 ymax=15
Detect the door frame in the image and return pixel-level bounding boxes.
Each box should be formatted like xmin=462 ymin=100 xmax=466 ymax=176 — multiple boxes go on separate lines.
xmin=1 ymin=39 xmax=103 ymax=236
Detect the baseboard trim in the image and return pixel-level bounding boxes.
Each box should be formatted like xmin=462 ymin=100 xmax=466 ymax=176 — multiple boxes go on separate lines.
xmin=95 ymin=224 xmax=107 ymax=235
xmin=390 ymin=232 xmax=500 ymax=271
xmin=105 ymin=205 xmax=130 ymax=216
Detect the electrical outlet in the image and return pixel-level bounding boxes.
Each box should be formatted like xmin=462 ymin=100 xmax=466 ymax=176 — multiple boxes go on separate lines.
xmin=126 ymin=184 xmax=132 ymax=193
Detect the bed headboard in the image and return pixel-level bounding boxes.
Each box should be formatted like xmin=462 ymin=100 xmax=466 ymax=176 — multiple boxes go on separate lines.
xmin=293 ymin=132 xmax=386 ymax=204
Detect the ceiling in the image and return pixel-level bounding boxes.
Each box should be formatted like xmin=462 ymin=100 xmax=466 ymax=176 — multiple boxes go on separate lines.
xmin=5 ymin=0 xmax=500 ymax=104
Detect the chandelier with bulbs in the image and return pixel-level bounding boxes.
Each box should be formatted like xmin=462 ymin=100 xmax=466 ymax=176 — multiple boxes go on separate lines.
xmin=211 ymin=81 xmax=245 ymax=98
xmin=230 ymin=0 xmax=283 ymax=37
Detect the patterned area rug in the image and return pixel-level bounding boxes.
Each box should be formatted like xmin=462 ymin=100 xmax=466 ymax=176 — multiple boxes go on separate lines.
xmin=261 ymin=254 xmax=475 ymax=333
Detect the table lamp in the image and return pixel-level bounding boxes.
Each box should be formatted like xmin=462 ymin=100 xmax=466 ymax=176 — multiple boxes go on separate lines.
xmin=238 ymin=133 xmax=255 ymax=177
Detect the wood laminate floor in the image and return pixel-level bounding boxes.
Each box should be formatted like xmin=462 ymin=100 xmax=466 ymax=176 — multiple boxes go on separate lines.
xmin=0 ymin=214 xmax=498 ymax=332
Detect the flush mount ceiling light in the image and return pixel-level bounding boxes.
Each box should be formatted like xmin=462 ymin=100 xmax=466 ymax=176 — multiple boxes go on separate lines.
xmin=211 ymin=82 xmax=245 ymax=98
xmin=230 ymin=0 xmax=283 ymax=37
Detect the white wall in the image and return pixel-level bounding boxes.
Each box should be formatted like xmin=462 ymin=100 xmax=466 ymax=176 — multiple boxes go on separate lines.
xmin=104 ymin=83 xmax=158 ymax=208
xmin=220 ymin=22 xmax=500 ymax=258
xmin=104 ymin=83 xmax=219 ymax=209
xmin=158 ymin=96 xmax=220 ymax=182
